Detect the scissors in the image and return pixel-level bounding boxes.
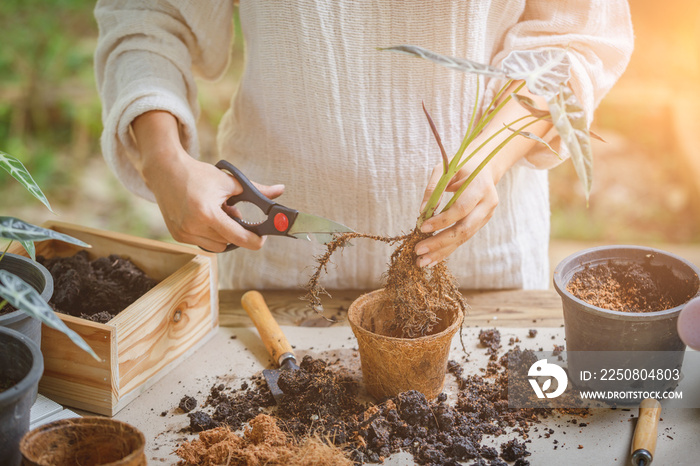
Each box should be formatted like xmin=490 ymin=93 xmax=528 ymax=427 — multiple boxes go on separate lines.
xmin=212 ymin=160 xmax=354 ymax=252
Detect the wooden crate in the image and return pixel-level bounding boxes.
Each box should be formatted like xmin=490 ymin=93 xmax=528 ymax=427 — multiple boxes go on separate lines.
xmin=8 ymin=221 xmax=218 ymax=416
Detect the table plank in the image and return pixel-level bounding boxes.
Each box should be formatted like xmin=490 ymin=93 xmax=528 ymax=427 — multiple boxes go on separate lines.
xmin=219 ymin=289 xmax=564 ymax=328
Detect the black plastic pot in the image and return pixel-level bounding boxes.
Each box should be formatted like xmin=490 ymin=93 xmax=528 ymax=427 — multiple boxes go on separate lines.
xmin=0 ymin=252 xmax=54 ymax=347
xmin=553 ymin=246 xmax=700 ymax=394
xmin=553 ymin=245 xmax=700 ymax=351
xmin=0 ymin=326 xmax=44 ymax=466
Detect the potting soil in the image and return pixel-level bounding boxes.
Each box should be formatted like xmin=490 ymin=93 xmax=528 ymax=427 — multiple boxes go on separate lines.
xmin=176 ymin=330 xmax=583 ymax=465
xmin=38 ymin=250 xmax=158 ymax=322
xmin=566 ymin=260 xmax=690 ymax=312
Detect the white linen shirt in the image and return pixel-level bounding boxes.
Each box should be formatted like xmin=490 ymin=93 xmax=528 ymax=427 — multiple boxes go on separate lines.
xmin=95 ymin=0 xmax=634 ymax=290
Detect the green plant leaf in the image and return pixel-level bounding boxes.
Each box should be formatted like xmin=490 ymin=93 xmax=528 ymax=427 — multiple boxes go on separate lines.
xmin=547 ymin=84 xmax=593 ymax=198
xmin=0 ymin=151 xmax=53 ymax=213
xmin=510 ymin=94 xmax=552 ymax=119
xmin=0 ymin=270 xmax=100 ymax=361
xmin=19 ymin=240 xmax=36 ymax=261
xmin=502 ymin=49 xmax=571 ymax=98
xmin=380 ymin=45 xmax=505 ymax=78
xmin=504 ymin=124 xmax=560 ymax=159
xmin=0 ymin=217 xmax=90 ymax=248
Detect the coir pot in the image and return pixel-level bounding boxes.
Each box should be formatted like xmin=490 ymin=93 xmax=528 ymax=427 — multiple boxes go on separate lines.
xmin=20 ymin=417 xmax=146 ymax=466
xmin=0 ymin=326 xmax=44 ymax=466
xmin=348 ymin=289 xmax=463 ymax=400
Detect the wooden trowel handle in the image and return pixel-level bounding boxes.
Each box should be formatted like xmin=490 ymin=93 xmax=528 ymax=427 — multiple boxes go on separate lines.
xmin=241 ymin=290 xmax=294 ymax=366
xmin=631 ymin=398 xmax=662 ymax=461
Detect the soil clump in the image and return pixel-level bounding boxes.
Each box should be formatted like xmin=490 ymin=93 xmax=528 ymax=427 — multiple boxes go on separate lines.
xmin=37 ymin=250 xmax=158 ymax=322
xmin=566 ymin=259 xmax=691 ymax=312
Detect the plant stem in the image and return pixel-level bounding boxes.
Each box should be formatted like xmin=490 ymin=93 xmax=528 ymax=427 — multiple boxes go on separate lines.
xmin=0 ymin=240 xmax=12 ymax=262
xmin=417 ymin=80 xmax=525 ymax=227
xmin=442 ymin=117 xmax=542 ymax=212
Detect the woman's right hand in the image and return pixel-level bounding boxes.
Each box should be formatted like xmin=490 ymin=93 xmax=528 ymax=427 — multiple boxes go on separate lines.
xmin=132 ymin=111 xmax=284 ymax=252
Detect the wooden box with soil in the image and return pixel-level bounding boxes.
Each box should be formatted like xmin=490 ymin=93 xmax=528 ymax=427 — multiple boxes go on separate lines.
xmin=7 ymin=221 xmax=219 ymax=416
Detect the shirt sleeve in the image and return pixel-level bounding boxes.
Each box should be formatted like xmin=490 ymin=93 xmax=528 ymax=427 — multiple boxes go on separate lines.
xmin=94 ymin=0 xmax=234 ymax=200
xmin=484 ymin=0 xmax=634 ymax=169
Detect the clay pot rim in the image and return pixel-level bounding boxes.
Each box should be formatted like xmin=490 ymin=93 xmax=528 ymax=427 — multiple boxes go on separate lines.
xmin=553 ymin=245 xmax=700 ymax=320
xmin=20 ymin=416 xmax=146 ymax=466
xmin=347 ymin=288 xmax=464 ymax=341
xmin=0 ymin=326 xmax=43 ymax=405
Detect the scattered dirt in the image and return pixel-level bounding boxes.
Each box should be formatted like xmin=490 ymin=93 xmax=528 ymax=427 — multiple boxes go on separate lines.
xmin=566 ymin=259 xmax=693 ymax=312
xmin=38 ymin=250 xmax=158 ymax=322
xmin=176 ymin=330 xmax=587 ymax=466
xmin=305 ymin=228 xmax=468 ymax=338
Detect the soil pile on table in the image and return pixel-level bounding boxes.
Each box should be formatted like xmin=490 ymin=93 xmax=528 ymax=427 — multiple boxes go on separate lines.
xmin=177 ymin=330 xmax=584 ymax=465
xmin=566 ymin=260 xmax=690 ymax=312
xmin=38 ymin=250 xmax=158 ymax=323
xmin=176 ymin=414 xmax=352 ymax=466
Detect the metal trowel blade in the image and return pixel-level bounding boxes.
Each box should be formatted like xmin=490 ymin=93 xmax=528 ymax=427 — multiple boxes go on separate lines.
xmin=262 ymin=358 xmax=300 ymax=403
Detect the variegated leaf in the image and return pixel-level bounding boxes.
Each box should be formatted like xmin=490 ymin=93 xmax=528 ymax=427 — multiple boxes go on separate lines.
xmin=589 ymin=129 xmax=607 ymax=143
xmin=511 ymin=93 xmax=552 ymax=119
xmin=19 ymin=240 xmax=36 ymax=261
xmin=380 ymin=45 xmax=505 ymax=78
xmin=547 ymin=84 xmax=593 ymax=198
xmin=0 ymin=151 xmax=53 ymax=212
xmin=504 ymin=125 xmax=560 ymax=159
xmin=0 ymin=217 xmax=90 ymax=248
xmin=502 ymin=49 xmax=572 ymax=98
xmin=0 ymin=270 xmax=100 ymax=361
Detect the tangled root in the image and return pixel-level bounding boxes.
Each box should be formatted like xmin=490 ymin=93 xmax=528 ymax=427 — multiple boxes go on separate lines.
xmin=304 ymin=227 xmax=468 ymax=338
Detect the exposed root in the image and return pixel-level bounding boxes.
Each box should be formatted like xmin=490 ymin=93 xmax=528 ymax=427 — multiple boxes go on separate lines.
xmin=304 ymin=227 xmax=468 ymax=338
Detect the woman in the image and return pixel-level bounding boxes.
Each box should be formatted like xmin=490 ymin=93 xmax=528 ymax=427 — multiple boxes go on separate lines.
xmin=94 ymin=1 xmax=633 ymax=290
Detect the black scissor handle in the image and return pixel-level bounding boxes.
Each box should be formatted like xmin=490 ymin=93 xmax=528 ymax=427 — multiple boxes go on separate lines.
xmin=212 ymin=160 xmax=297 ymax=252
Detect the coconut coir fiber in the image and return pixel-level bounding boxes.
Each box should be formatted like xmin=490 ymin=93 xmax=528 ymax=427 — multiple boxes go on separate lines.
xmin=566 ymin=260 xmax=692 ymax=312
xmin=176 ymin=414 xmax=352 ymax=466
xmin=38 ymin=250 xmax=158 ymax=323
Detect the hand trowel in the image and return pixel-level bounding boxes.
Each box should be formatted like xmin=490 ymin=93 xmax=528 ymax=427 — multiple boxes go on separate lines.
xmin=241 ymin=290 xmax=299 ymax=403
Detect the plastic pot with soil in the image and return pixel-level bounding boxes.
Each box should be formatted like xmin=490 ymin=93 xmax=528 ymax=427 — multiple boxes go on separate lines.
xmin=0 ymin=326 xmax=44 ymax=466
xmin=0 ymin=252 xmax=54 ymax=346
xmin=348 ymin=288 xmax=463 ymax=400
xmin=553 ymin=245 xmax=700 ymax=391
xmin=20 ymin=417 xmax=146 ymax=466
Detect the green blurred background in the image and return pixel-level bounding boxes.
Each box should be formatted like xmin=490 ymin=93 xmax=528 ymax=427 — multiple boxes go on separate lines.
xmin=1 ymin=0 xmax=699 ymax=246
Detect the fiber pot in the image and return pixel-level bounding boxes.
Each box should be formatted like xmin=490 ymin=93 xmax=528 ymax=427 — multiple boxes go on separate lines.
xmin=553 ymin=246 xmax=700 ymax=390
xmin=348 ymin=289 xmax=463 ymax=400
xmin=20 ymin=417 xmax=146 ymax=466
xmin=0 ymin=252 xmax=54 ymax=347
xmin=0 ymin=326 xmax=44 ymax=466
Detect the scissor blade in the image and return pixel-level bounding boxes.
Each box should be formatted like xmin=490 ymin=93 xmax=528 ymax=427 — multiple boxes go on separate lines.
xmin=288 ymin=212 xmax=353 ymax=244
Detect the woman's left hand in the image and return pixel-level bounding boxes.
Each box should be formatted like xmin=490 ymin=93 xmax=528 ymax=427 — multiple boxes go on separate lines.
xmin=415 ymin=161 xmax=500 ymax=267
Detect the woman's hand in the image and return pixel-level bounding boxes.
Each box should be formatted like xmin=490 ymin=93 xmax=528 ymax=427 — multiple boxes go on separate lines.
xmin=415 ymin=160 xmax=500 ymax=267
xmin=133 ymin=111 xmax=284 ymax=252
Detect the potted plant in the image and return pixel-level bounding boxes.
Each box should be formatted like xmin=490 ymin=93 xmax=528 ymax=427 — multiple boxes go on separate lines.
xmin=308 ymin=46 xmax=596 ymax=399
xmin=0 ymin=150 xmax=98 ymax=465
xmin=0 ymin=150 xmax=98 ymax=359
